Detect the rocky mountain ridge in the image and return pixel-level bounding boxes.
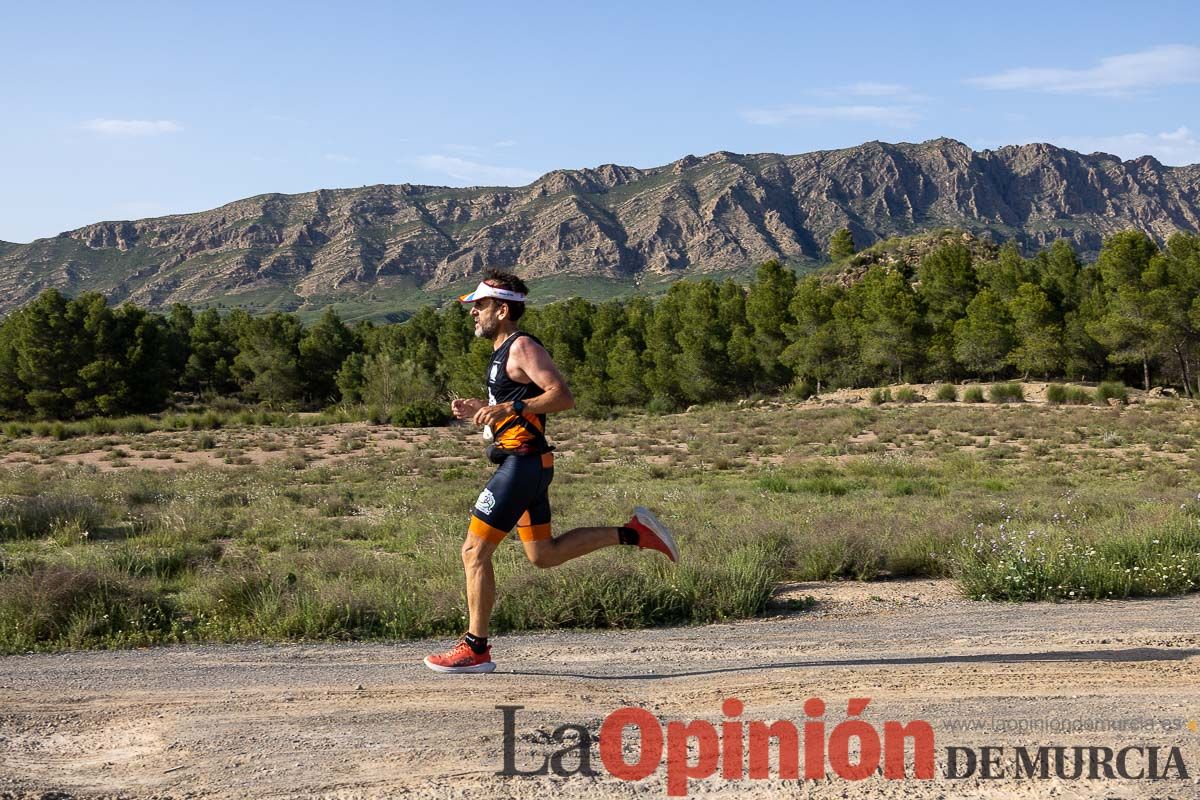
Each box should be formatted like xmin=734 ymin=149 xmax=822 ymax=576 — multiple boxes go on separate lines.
xmin=1 ymin=138 xmax=1197 ymax=316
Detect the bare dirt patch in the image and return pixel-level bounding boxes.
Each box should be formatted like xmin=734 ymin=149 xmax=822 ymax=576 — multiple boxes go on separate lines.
xmin=0 ymin=423 xmax=462 ymax=474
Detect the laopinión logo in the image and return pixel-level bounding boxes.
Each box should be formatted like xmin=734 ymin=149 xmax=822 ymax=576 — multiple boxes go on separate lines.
xmin=496 ymin=698 xmax=1191 ymax=797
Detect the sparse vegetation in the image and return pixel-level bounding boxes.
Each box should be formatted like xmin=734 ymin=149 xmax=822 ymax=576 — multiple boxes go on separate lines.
xmin=0 ymin=399 xmax=1196 ymax=652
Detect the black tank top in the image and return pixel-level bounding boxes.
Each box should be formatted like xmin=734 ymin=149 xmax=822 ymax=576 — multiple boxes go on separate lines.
xmin=487 ymin=331 xmax=546 ymax=449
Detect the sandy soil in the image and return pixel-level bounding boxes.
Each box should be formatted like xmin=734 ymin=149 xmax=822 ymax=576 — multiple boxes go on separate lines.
xmin=2 ymin=580 xmax=1198 ymax=799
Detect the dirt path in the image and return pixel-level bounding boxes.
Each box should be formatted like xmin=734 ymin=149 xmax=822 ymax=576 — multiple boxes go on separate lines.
xmin=2 ymin=580 xmax=1198 ymax=799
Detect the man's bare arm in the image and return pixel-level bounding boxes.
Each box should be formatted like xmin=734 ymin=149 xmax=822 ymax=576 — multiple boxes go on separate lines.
xmin=473 ymin=337 xmax=574 ymax=426
xmin=508 ymin=336 xmax=574 ymax=414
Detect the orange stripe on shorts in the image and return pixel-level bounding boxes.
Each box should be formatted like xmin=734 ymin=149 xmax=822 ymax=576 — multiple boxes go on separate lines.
xmin=517 ymin=523 xmax=552 ymax=542
xmin=468 ymin=516 xmax=508 ymax=544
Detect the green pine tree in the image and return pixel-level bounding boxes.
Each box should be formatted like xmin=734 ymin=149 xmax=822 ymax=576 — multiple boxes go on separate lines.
xmin=829 ymin=228 xmax=856 ymax=260
xmin=953 ymin=289 xmax=1014 ymax=378
xmin=1008 ymin=283 xmax=1063 ymax=378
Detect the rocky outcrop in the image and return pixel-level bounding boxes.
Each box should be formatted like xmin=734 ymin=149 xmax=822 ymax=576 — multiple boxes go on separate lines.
xmin=0 ymin=138 xmax=1197 ymax=314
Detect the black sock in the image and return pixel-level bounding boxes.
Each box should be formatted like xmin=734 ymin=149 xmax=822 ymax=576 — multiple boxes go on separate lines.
xmin=464 ymin=632 xmax=488 ymax=654
xmin=617 ymin=526 xmax=640 ymax=546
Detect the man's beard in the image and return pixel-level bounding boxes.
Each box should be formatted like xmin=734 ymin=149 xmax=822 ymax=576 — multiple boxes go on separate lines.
xmin=475 ymin=318 xmax=498 ymax=339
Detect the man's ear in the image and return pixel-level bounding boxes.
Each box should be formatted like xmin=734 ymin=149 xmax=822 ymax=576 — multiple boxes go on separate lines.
xmin=497 ymin=301 xmax=509 ymax=321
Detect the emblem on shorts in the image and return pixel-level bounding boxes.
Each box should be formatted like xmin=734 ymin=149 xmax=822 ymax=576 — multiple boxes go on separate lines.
xmin=475 ymin=488 xmax=497 ymax=515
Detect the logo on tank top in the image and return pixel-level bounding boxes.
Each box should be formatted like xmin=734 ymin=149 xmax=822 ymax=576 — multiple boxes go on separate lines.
xmin=491 ymin=363 xmax=500 ymax=380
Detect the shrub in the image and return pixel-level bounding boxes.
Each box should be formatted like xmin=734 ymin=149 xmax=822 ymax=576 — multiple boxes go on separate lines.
xmin=113 ymin=416 xmax=153 ymax=435
xmin=869 ymin=388 xmax=892 ymax=405
xmin=935 ymin=384 xmax=958 ymax=402
xmin=1066 ymin=386 xmax=1094 ymax=405
xmin=647 ymin=395 xmax=678 ymax=415
xmin=789 ymin=379 xmax=816 ymax=400
xmin=0 ymin=566 xmax=175 ymax=650
xmin=756 ymin=474 xmax=795 ymax=493
xmin=988 ymin=383 xmax=1024 ymax=403
xmin=1049 ymin=384 xmax=1095 ymax=405
xmin=1097 ymin=382 xmax=1128 ymax=404
xmin=894 ymin=387 xmax=920 ymax=404
xmin=963 ymin=386 xmax=985 ymax=403
xmin=0 ymin=495 xmax=107 ymax=541
xmin=390 ymin=402 xmax=451 ymax=428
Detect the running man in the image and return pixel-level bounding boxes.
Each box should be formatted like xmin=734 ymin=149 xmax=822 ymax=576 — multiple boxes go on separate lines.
xmin=424 ymin=270 xmax=678 ymax=674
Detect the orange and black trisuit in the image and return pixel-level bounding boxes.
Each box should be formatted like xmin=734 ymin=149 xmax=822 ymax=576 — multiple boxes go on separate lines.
xmin=468 ymin=331 xmax=556 ymax=545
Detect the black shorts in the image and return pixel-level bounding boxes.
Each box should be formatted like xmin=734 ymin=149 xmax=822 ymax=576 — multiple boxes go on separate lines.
xmin=468 ymin=452 xmax=554 ymax=543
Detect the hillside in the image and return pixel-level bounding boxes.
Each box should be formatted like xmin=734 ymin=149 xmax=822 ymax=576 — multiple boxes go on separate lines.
xmin=1 ymin=138 xmax=1197 ymax=319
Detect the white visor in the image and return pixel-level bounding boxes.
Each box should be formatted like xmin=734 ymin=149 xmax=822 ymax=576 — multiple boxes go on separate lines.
xmin=458 ymin=281 xmax=527 ymax=303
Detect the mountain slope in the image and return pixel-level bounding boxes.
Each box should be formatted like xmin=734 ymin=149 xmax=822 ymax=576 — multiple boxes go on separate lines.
xmin=1 ymin=138 xmax=1197 ymax=317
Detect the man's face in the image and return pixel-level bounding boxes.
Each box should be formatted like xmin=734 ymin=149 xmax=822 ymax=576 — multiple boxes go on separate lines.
xmin=471 ymin=298 xmax=505 ymax=338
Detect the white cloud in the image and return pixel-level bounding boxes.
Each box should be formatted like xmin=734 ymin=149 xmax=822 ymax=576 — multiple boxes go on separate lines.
xmin=967 ymin=44 xmax=1200 ymax=94
xmin=83 ymin=118 xmax=182 ymax=136
xmin=740 ymin=104 xmax=920 ymax=128
xmin=1052 ymin=127 xmax=1200 ymax=166
xmin=414 ymin=155 xmax=540 ymax=186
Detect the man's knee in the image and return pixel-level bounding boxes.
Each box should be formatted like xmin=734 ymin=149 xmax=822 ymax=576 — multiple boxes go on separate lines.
xmin=524 ymin=542 xmax=557 ymax=569
xmin=462 ymin=535 xmax=494 ymax=568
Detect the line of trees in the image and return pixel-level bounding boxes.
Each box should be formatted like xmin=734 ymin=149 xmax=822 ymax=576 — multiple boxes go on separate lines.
xmin=0 ymin=230 xmax=1196 ymax=421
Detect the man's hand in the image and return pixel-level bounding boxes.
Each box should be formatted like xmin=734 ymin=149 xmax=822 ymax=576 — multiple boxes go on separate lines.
xmin=451 ymin=398 xmax=485 ymax=420
xmin=473 ymin=402 xmax=513 ymax=428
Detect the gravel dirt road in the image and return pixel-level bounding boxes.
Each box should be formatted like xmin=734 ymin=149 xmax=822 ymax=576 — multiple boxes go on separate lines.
xmin=2 ymin=580 xmax=1198 ymax=799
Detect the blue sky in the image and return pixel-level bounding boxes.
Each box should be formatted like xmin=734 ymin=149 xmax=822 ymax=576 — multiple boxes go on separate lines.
xmin=2 ymin=0 xmax=1198 ymax=242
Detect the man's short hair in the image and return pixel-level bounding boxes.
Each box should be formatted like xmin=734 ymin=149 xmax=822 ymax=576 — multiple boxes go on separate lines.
xmin=483 ymin=269 xmax=529 ymax=321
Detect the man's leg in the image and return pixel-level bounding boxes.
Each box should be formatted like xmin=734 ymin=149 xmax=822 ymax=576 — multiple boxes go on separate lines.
xmin=462 ymin=521 xmax=505 ymax=638
xmin=424 ymin=461 xmax=521 ymax=673
xmin=514 ymin=455 xmax=619 ymax=568
xmin=424 ymin=518 xmax=508 ymax=674
xmin=522 ymin=525 xmax=619 ymax=568
xmin=518 ymin=458 xmax=678 ymax=566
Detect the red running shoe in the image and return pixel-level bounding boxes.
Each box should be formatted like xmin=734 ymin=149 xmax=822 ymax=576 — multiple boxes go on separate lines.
xmin=627 ymin=506 xmax=679 ymax=562
xmin=423 ymin=638 xmax=496 ymax=674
